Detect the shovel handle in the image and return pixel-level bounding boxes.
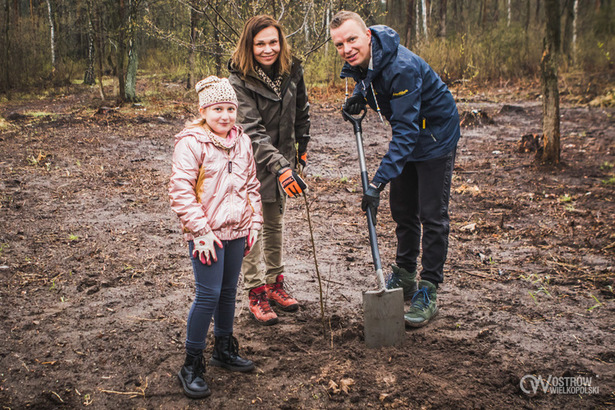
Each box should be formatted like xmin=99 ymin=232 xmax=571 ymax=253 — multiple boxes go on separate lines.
xmin=346 ymin=108 xmax=385 ymax=290
xmin=342 ymin=107 xmax=367 ymax=134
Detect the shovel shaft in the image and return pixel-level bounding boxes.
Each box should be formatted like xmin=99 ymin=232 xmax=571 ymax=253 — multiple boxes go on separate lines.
xmin=354 ymin=130 xmax=384 ymax=290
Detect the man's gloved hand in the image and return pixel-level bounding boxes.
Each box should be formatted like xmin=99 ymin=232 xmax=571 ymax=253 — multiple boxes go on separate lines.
xmin=278 ymin=167 xmax=307 ymax=198
xmin=192 ymin=231 xmax=223 ymax=265
xmin=361 ymin=183 xmax=383 ymax=224
xmin=343 ymin=93 xmax=367 ymax=115
xmin=244 ymin=229 xmax=258 ymax=256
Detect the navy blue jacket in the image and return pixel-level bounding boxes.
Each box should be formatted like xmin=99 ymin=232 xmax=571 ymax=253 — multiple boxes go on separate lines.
xmin=340 ymin=25 xmax=460 ymax=185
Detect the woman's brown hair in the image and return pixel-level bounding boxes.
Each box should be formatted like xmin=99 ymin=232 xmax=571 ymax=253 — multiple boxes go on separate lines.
xmin=231 ymin=15 xmax=292 ymax=77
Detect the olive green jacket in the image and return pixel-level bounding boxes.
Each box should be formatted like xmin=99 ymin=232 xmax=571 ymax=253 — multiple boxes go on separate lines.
xmin=228 ymin=57 xmax=310 ymax=203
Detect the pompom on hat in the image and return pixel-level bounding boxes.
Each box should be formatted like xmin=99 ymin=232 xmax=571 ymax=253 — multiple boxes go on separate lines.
xmin=195 ymin=76 xmax=238 ymax=108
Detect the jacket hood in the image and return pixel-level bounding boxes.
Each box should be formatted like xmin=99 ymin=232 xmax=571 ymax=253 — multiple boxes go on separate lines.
xmin=340 ymin=25 xmax=400 ymax=81
xmin=174 ymin=124 xmax=242 ymax=146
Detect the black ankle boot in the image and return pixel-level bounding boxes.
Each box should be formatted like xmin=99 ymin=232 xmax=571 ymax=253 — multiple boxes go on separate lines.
xmin=178 ymin=352 xmax=211 ymax=399
xmin=210 ymin=335 xmax=255 ymax=372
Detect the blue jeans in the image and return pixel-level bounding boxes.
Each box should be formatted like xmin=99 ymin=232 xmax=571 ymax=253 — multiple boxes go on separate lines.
xmin=389 ymin=148 xmax=456 ymax=285
xmin=185 ymin=237 xmax=245 ymax=352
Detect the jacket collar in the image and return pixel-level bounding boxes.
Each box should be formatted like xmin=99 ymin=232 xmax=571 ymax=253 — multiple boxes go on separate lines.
xmin=229 ymin=56 xmax=303 ymax=100
xmin=174 ymin=125 xmax=243 ymax=146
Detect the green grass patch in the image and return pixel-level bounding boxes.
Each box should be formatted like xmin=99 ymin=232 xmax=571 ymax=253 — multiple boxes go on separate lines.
xmin=23 ymin=111 xmax=56 ymax=119
xmin=602 ymin=176 xmax=615 ymax=185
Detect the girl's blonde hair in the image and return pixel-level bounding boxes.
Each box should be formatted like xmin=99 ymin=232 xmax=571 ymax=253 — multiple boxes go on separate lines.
xmin=230 ymin=15 xmax=292 ymax=77
xmin=185 ymin=116 xmax=208 ymax=130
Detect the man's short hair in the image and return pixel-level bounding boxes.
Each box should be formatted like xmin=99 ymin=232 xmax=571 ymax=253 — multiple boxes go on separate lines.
xmin=330 ymin=10 xmax=368 ymax=31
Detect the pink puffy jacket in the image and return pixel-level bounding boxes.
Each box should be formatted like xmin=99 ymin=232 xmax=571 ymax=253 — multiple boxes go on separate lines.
xmin=169 ymin=125 xmax=263 ymax=242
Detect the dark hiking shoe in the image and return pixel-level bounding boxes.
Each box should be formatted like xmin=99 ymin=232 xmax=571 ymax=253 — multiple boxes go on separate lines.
xmin=210 ymin=335 xmax=255 ymax=372
xmin=178 ymin=353 xmax=211 ymax=399
xmin=404 ymin=280 xmax=438 ymax=328
xmin=266 ymin=274 xmax=299 ymax=311
xmin=385 ymin=265 xmax=417 ymax=300
xmin=249 ymin=285 xmax=279 ymax=325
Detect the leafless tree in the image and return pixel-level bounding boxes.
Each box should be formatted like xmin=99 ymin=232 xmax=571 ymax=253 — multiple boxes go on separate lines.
xmin=541 ymin=0 xmax=561 ymax=164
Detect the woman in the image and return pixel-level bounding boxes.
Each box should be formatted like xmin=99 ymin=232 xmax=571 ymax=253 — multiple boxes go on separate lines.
xmin=229 ymin=15 xmax=311 ymax=326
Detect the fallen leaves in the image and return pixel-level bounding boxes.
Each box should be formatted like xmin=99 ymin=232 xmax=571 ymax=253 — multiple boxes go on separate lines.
xmin=328 ymin=378 xmax=354 ymax=394
xmin=455 ymin=184 xmax=481 ymax=196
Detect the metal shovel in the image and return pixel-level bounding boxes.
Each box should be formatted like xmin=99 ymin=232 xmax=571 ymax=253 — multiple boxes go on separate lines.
xmin=342 ymin=107 xmax=405 ymax=348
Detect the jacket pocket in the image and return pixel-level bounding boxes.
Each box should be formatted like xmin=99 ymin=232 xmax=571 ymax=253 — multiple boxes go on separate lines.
xmin=419 ymin=117 xmax=437 ymax=142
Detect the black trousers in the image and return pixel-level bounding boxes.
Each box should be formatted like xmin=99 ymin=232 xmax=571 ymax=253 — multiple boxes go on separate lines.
xmin=389 ymin=148 xmax=456 ymax=285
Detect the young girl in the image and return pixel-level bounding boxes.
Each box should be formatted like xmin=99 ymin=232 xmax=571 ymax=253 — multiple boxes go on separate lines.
xmin=169 ymin=76 xmax=263 ymax=399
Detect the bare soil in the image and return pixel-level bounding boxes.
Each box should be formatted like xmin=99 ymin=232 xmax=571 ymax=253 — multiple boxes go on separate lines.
xmin=1 ymin=82 xmax=614 ymax=409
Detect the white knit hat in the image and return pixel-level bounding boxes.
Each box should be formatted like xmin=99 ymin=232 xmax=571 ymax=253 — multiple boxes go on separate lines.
xmin=195 ymin=76 xmax=238 ymax=108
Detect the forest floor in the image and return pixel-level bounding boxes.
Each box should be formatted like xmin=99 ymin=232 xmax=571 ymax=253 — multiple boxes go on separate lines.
xmin=0 ymin=79 xmax=614 ymax=409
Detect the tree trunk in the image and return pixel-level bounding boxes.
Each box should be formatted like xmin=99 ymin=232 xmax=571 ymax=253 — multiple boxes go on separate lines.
xmin=481 ymin=0 xmax=489 ymax=29
xmin=541 ymin=0 xmax=561 ymax=164
xmin=572 ymin=0 xmax=578 ymax=65
xmin=117 ymin=0 xmax=127 ymax=103
xmin=405 ymin=0 xmax=415 ymax=47
xmin=324 ymin=5 xmax=330 ymax=55
xmin=46 ymin=0 xmax=56 ymax=70
xmin=416 ymin=0 xmax=420 ymax=43
xmin=92 ymin=1 xmax=106 ymax=100
xmin=525 ymin=0 xmax=531 ymax=59
xmin=2 ymin=0 xmax=10 ymax=95
xmin=562 ymin=0 xmax=574 ymax=62
xmin=438 ymin=0 xmax=447 ymax=37
xmin=84 ymin=4 xmax=96 ymax=85
xmin=213 ymin=0 xmax=222 ymax=76
xmin=421 ymin=0 xmax=428 ymax=41
xmin=454 ymin=0 xmax=461 ymax=35
xmin=507 ymin=0 xmax=512 ymax=26
xmin=188 ymin=3 xmax=198 ymax=89
xmin=125 ymin=0 xmax=139 ymax=102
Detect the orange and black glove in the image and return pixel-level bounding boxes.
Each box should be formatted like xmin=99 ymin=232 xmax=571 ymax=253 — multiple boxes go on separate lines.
xmin=298 ymin=151 xmax=307 ymax=168
xmin=296 ymin=135 xmax=310 ymax=169
xmin=278 ymin=167 xmax=307 ymax=198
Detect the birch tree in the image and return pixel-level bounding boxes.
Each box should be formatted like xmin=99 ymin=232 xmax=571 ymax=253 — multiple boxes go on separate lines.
xmin=421 ymin=0 xmax=428 ymax=41
xmin=84 ymin=2 xmax=95 ymax=85
xmin=46 ymin=0 xmax=56 ymax=70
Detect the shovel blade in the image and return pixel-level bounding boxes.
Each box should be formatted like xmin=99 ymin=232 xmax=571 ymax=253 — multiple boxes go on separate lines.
xmin=362 ymin=288 xmax=405 ymax=348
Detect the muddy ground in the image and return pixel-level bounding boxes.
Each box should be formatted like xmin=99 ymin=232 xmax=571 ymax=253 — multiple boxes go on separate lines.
xmin=0 ymin=81 xmax=614 ymax=409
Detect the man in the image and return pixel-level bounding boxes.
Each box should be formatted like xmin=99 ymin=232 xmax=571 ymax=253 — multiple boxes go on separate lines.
xmin=330 ymin=11 xmax=460 ymax=327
